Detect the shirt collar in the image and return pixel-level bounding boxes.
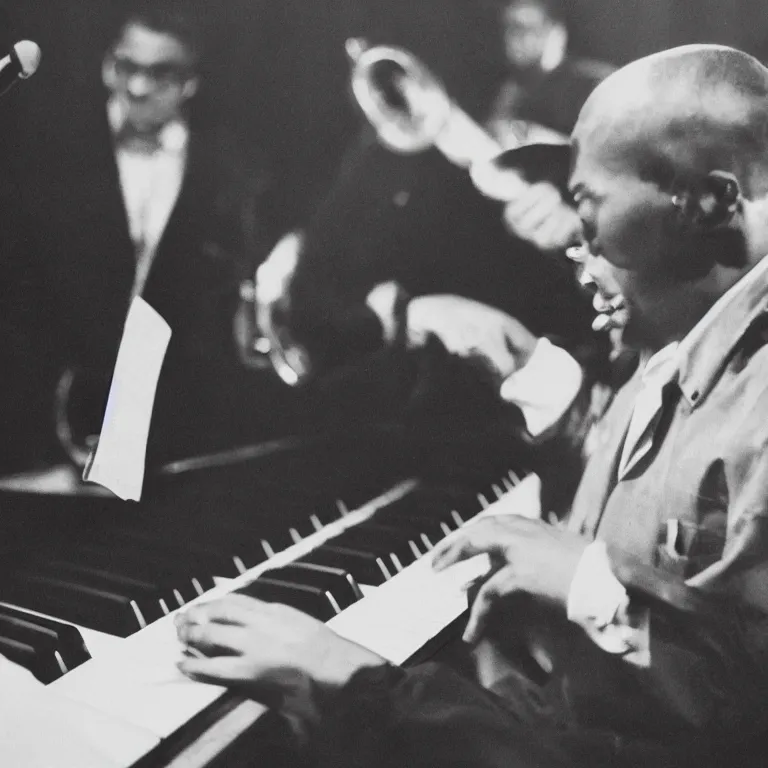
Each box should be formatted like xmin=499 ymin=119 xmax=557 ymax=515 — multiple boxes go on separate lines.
xmin=107 ymin=97 xmax=189 ymax=154
xmin=676 ymin=254 xmax=768 ymax=409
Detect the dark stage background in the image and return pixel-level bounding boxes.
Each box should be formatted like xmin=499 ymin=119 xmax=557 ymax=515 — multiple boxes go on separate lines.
xmin=3 ymin=0 xmax=768 ymax=232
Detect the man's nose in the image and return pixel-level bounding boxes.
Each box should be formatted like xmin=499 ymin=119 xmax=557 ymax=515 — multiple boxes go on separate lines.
xmin=126 ymin=72 xmax=153 ymax=98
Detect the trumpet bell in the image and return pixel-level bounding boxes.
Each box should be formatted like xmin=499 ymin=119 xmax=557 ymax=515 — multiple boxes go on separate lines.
xmin=348 ymin=40 xmax=452 ymax=154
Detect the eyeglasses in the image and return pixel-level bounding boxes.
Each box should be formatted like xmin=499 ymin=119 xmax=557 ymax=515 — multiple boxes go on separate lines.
xmin=110 ymin=55 xmax=193 ymax=89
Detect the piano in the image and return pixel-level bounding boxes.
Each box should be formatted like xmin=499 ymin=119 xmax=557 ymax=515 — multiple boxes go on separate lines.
xmin=0 ymin=425 xmax=536 ymax=767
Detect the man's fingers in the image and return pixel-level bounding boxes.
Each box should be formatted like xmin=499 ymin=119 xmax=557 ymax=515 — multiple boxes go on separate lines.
xmin=178 ymin=621 xmax=248 ymax=657
xmin=178 ymin=595 xmax=263 ymax=629
xmin=462 ymin=567 xmax=518 ymax=645
xmin=504 ymin=184 xmax=574 ymax=245
xmin=515 ymin=197 xmax=565 ymax=237
xmin=432 ymin=537 xmax=477 ymax=571
xmin=527 ymin=212 xmax=573 ymax=252
xmin=503 ymin=183 xmax=558 ymax=219
xmin=178 ymin=594 xmax=278 ymax=637
xmin=177 ymin=654 xmax=248 ymax=686
xmin=432 ymin=522 xmax=509 ymax=570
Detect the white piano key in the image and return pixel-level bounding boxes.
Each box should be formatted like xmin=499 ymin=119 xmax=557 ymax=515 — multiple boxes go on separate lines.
xmin=50 ymin=479 xmax=418 ymax=738
xmin=328 ymin=552 xmax=491 ymax=664
xmin=49 ymin=475 xmax=539 ymax=757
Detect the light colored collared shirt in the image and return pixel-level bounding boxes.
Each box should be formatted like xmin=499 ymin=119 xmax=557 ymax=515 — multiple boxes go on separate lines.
xmin=107 ymin=97 xmax=189 ymax=299
xmin=498 ymin=255 xmax=768 ymax=664
xmin=567 ymin=254 xmax=768 ymax=662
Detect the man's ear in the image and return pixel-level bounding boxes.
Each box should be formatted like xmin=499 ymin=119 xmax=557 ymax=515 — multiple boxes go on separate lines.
xmin=672 ymin=171 xmax=742 ymax=229
xmin=181 ymin=76 xmax=199 ymax=101
xmin=101 ymin=53 xmax=116 ymax=90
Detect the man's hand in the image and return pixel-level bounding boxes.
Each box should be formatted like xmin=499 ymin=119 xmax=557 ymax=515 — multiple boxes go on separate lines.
xmin=432 ymin=517 xmax=589 ymax=644
xmin=406 ymin=295 xmax=539 ymax=385
xmin=176 ymin=595 xmax=384 ymax=723
xmin=502 ymin=182 xmax=582 ymax=252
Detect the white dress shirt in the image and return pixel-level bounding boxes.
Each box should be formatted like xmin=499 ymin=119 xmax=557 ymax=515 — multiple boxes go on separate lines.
xmin=108 ymin=98 xmax=189 ymax=299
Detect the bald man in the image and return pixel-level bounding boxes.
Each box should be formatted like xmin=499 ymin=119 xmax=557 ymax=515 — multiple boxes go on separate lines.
xmin=173 ymin=46 xmax=768 ymax=767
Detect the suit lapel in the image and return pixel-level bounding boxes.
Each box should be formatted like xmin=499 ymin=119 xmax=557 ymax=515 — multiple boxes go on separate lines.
xmin=142 ymin=131 xmax=210 ymax=326
xmin=567 ymin=372 xmax=641 ymax=536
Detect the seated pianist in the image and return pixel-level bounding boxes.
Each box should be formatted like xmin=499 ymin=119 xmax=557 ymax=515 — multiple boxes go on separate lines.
xmin=175 ymin=45 xmax=768 ymax=767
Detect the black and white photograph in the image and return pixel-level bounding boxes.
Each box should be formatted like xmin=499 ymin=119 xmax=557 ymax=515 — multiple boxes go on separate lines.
xmin=1 ymin=1 xmax=768 ymax=766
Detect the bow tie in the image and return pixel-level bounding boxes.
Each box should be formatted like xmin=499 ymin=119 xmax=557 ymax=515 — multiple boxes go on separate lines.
xmin=114 ymin=121 xmax=186 ymax=155
xmin=115 ymin=126 xmax=164 ymax=155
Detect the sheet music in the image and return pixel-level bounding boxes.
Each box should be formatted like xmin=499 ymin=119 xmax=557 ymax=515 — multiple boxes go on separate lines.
xmin=83 ymin=297 xmax=171 ymax=501
xmin=0 ymin=656 xmax=159 ymax=768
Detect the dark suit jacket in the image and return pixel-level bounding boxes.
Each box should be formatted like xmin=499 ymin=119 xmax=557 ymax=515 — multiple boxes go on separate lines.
xmin=287 ymin=126 xmax=600 ymax=370
xmin=277 ymin=126 xmax=606 ymax=441
xmin=0 ymin=85 xmax=294 ymax=470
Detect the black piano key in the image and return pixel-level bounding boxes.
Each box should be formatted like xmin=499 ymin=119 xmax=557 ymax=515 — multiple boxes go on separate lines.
xmin=382 ymin=493 xmax=464 ymax=525
xmin=408 ymin=486 xmax=482 ymax=512
xmin=357 ymin=521 xmax=427 ymax=557
xmin=32 ymin=561 xmax=168 ymax=623
xmin=0 ymin=606 xmax=90 ymax=667
xmin=0 ymin=635 xmax=64 ymax=683
xmin=264 ymin=563 xmax=361 ymax=610
xmin=372 ymin=509 xmax=454 ymax=544
xmin=0 ymin=617 xmax=67 ymax=682
xmin=94 ymin=530 xmax=242 ymax=579
xmin=73 ymin=545 xmax=214 ymax=603
xmin=186 ymin=524 xmax=280 ymax=568
xmin=1 ymin=574 xmax=145 ymax=637
xmin=330 ymin=524 xmax=420 ymax=569
xmin=368 ymin=513 xmax=446 ymax=549
xmin=298 ymin=545 xmax=392 ymax=586
xmin=0 ymin=612 xmax=69 ymax=670
xmin=236 ymin=578 xmax=337 ymax=621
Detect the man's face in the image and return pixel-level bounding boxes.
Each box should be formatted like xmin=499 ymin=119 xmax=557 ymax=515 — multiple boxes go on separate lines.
xmin=502 ymin=2 xmax=557 ymax=71
xmin=103 ymin=22 xmax=197 ymax=133
xmin=568 ymin=133 xmax=683 ymax=350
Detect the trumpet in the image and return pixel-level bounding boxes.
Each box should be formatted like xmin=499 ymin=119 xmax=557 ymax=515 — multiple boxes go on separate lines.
xmin=247 ymin=40 xmax=545 ymax=388
xmin=346 ymin=37 xmax=501 ymax=169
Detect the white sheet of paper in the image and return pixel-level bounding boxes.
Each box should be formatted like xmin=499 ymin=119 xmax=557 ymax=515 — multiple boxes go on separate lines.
xmin=83 ymin=297 xmax=171 ymax=501
xmin=0 ymin=655 xmax=159 ymax=768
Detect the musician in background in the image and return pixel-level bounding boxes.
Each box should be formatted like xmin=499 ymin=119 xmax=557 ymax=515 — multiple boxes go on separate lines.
xmin=485 ymin=0 xmax=615 ymax=147
xmin=250 ymin=1 xmax=615 ymax=410
xmin=178 ymin=45 xmax=768 ymax=767
xmin=2 ymin=2 xmax=295 ymax=473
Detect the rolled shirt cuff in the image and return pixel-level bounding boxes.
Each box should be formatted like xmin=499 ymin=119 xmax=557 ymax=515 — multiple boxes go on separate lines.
xmin=499 ymin=337 xmax=583 ymax=436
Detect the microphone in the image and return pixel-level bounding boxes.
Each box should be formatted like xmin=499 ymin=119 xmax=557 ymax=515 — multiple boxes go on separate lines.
xmin=0 ymin=40 xmax=41 ymax=96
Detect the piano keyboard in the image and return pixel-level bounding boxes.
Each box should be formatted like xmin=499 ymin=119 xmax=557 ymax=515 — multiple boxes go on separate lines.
xmin=0 ymin=460 xmax=538 ymax=768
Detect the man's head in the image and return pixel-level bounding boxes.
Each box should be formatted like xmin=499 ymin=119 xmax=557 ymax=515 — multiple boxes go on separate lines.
xmin=102 ymin=5 xmax=201 ymax=134
xmin=498 ymin=0 xmax=567 ymax=73
xmin=566 ymin=45 xmax=768 ymax=351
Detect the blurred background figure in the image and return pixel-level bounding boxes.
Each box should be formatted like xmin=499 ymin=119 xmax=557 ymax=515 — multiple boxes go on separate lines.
xmin=484 ymin=0 xmax=614 ymax=147
xmin=0 ymin=1 xmax=299 ymax=478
